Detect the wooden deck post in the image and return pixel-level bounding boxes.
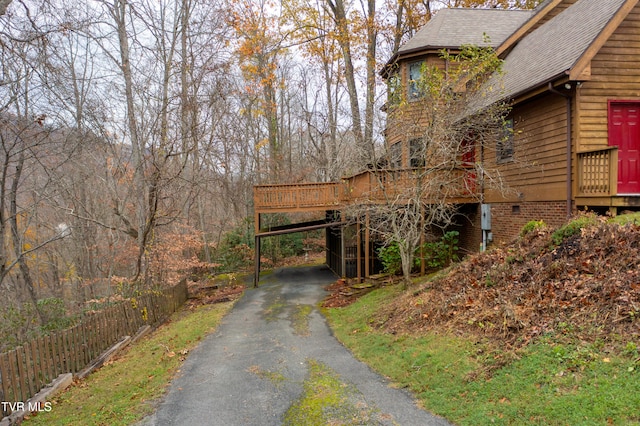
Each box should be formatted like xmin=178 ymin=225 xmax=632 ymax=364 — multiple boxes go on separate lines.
xmin=356 ymin=218 xmax=362 ymax=283
xmin=364 ymin=212 xmax=370 ymax=278
xmin=340 ymin=212 xmax=346 ymax=278
xmin=254 ymin=212 xmax=261 ymax=287
xmin=254 ymin=235 xmax=261 ymax=287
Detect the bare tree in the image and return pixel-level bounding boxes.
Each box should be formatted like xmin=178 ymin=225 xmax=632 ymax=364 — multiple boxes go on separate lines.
xmin=0 ymin=0 xmax=11 ymax=16
xmin=347 ymin=45 xmax=511 ymax=286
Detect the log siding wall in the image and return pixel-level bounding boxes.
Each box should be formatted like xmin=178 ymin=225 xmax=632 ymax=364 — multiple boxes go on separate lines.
xmin=385 ymin=55 xmax=448 ymax=151
xmin=485 ymin=93 xmax=569 ymax=203
xmin=577 ymin=4 xmax=640 ymax=152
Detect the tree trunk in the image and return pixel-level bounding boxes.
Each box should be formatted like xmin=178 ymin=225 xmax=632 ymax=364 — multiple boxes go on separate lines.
xmin=398 ymin=240 xmax=414 ymax=289
xmin=326 ymin=0 xmax=365 ymax=162
xmin=363 ymin=0 xmax=377 ymax=162
xmin=10 ymin=151 xmax=44 ymax=323
xmin=112 ymin=0 xmax=148 ymax=283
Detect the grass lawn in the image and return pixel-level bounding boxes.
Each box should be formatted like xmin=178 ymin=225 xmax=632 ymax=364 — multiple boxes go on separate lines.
xmin=324 ymin=285 xmax=640 ymax=426
xmin=24 ymin=301 xmax=235 ymax=426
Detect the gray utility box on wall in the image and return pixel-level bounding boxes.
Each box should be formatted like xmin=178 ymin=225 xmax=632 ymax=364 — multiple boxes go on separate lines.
xmin=481 ymin=204 xmax=491 ymax=231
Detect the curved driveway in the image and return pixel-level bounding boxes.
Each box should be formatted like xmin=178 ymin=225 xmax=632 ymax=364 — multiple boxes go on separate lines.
xmin=141 ymin=265 xmax=450 ymax=426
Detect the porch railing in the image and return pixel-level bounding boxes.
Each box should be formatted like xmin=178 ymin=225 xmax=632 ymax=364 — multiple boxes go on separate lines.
xmin=577 ymin=147 xmax=617 ymax=196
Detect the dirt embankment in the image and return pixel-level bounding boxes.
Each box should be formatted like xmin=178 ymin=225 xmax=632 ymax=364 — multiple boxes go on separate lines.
xmin=331 ymin=216 xmax=640 ymax=350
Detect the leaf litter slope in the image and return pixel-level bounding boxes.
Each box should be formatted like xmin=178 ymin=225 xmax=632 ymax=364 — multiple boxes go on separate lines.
xmin=373 ymin=216 xmax=640 ymax=349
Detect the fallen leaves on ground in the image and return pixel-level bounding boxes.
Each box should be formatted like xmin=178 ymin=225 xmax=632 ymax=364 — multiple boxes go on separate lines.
xmin=326 ymin=218 xmax=640 ymax=350
xmin=186 ymin=281 xmax=245 ymax=307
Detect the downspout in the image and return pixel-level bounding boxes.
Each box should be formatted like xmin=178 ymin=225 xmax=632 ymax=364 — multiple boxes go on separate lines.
xmin=548 ymin=82 xmax=573 ymax=218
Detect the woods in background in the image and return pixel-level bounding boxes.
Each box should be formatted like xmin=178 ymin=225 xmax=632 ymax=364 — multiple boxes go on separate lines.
xmin=0 ymin=0 xmax=541 ymax=346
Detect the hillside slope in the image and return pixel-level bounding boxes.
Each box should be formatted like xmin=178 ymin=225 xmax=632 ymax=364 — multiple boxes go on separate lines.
xmin=375 ymin=214 xmax=640 ymax=349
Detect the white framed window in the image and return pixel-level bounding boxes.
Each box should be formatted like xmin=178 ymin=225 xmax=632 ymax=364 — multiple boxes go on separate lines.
xmin=408 ymin=61 xmax=424 ymax=100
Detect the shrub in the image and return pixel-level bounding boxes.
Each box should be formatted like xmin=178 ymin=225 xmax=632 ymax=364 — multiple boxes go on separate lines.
xmin=378 ymin=231 xmax=460 ymax=275
xmin=378 ymin=243 xmax=403 ymax=275
xmin=418 ymin=231 xmax=460 ymax=270
xmin=551 ymin=213 xmax=598 ymax=246
xmin=519 ymin=220 xmax=547 ymax=237
xmin=211 ymin=215 xmax=306 ymax=273
xmin=37 ymin=298 xmax=77 ymax=333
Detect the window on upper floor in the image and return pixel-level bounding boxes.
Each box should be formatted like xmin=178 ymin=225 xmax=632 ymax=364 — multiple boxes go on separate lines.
xmin=387 ymin=72 xmax=401 ymax=107
xmin=408 ymin=61 xmax=424 ymax=100
xmin=390 ymin=142 xmax=402 ymax=169
xmin=409 ymin=138 xmax=425 ymax=168
xmin=496 ymin=118 xmax=514 ymax=163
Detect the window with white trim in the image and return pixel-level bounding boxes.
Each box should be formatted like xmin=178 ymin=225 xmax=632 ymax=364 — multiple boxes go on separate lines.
xmin=408 ymin=61 xmax=424 ymax=100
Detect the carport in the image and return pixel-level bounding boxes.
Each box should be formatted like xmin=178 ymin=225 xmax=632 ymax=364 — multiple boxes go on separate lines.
xmin=253 ymin=217 xmax=346 ymax=287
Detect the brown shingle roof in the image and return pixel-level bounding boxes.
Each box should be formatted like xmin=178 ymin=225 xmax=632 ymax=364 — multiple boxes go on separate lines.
xmin=475 ymin=0 xmax=631 ymax=110
xmin=381 ymin=7 xmax=533 ymax=77
xmin=386 ymin=0 xmax=637 ymax=112
xmin=398 ymin=8 xmax=534 ymax=54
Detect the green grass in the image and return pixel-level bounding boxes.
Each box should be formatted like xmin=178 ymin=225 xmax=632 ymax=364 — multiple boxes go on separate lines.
xmin=551 ymin=213 xmax=598 ymax=246
xmin=290 ymin=304 xmax=313 ymax=336
xmin=284 ymin=359 xmax=379 ymax=425
xmin=325 ymin=285 xmax=640 ymax=426
xmin=24 ymin=302 xmax=236 ymax=426
xmin=610 ymin=211 xmax=640 ymax=225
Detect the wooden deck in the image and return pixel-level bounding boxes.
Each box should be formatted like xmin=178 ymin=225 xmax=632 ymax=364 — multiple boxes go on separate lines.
xmin=254 ymin=168 xmax=479 ymax=214
xmin=253 ymin=182 xmax=345 ymax=212
xmin=255 ymin=150 xmax=640 ymax=214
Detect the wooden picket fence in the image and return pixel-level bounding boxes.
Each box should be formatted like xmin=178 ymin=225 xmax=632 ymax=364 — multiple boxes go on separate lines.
xmin=0 ymin=280 xmax=188 ymax=418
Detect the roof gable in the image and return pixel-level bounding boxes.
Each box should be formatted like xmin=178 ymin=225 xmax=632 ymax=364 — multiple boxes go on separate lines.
xmin=496 ymin=0 xmax=576 ymax=56
xmin=475 ymin=0 xmax=637 ymax=110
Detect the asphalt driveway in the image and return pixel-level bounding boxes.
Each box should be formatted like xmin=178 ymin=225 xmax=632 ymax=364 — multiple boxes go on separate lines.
xmin=140 ymin=265 xmax=450 ymax=425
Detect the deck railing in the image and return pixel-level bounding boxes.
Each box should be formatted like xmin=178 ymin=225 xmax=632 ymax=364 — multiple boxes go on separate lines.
xmin=254 ymin=149 xmax=628 ymax=213
xmin=577 ymin=147 xmax=617 ymax=196
xmin=344 ymin=168 xmax=477 ymax=203
xmin=253 ymin=182 xmax=344 ymax=211
xmin=253 ymin=168 xmax=478 ymax=213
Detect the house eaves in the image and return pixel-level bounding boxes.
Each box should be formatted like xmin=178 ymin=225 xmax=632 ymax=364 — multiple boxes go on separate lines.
xmin=469 ymin=0 xmax=636 ymax=114
xmin=381 ymin=8 xmax=533 ymax=79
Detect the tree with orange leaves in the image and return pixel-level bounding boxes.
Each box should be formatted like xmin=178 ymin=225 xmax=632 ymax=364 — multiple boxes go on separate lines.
xmin=228 ymin=0 xmax=285 ymax=181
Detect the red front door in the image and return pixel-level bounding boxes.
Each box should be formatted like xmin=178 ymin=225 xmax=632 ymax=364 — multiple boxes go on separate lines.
xmin=609 ymin=101 xmax=640 ymax=194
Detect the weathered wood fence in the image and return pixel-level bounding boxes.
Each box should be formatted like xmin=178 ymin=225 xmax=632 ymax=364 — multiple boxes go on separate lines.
xmin=0 ymin=280 xmax=188 ymax=418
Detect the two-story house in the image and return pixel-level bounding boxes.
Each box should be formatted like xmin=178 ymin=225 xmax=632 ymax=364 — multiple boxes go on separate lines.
xmin=253 ymin=0 xmax=640 ymax=284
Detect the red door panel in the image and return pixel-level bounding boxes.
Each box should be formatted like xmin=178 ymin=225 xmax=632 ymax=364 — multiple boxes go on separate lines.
xmin=609 ymin=102 xmax=640 ymax=194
